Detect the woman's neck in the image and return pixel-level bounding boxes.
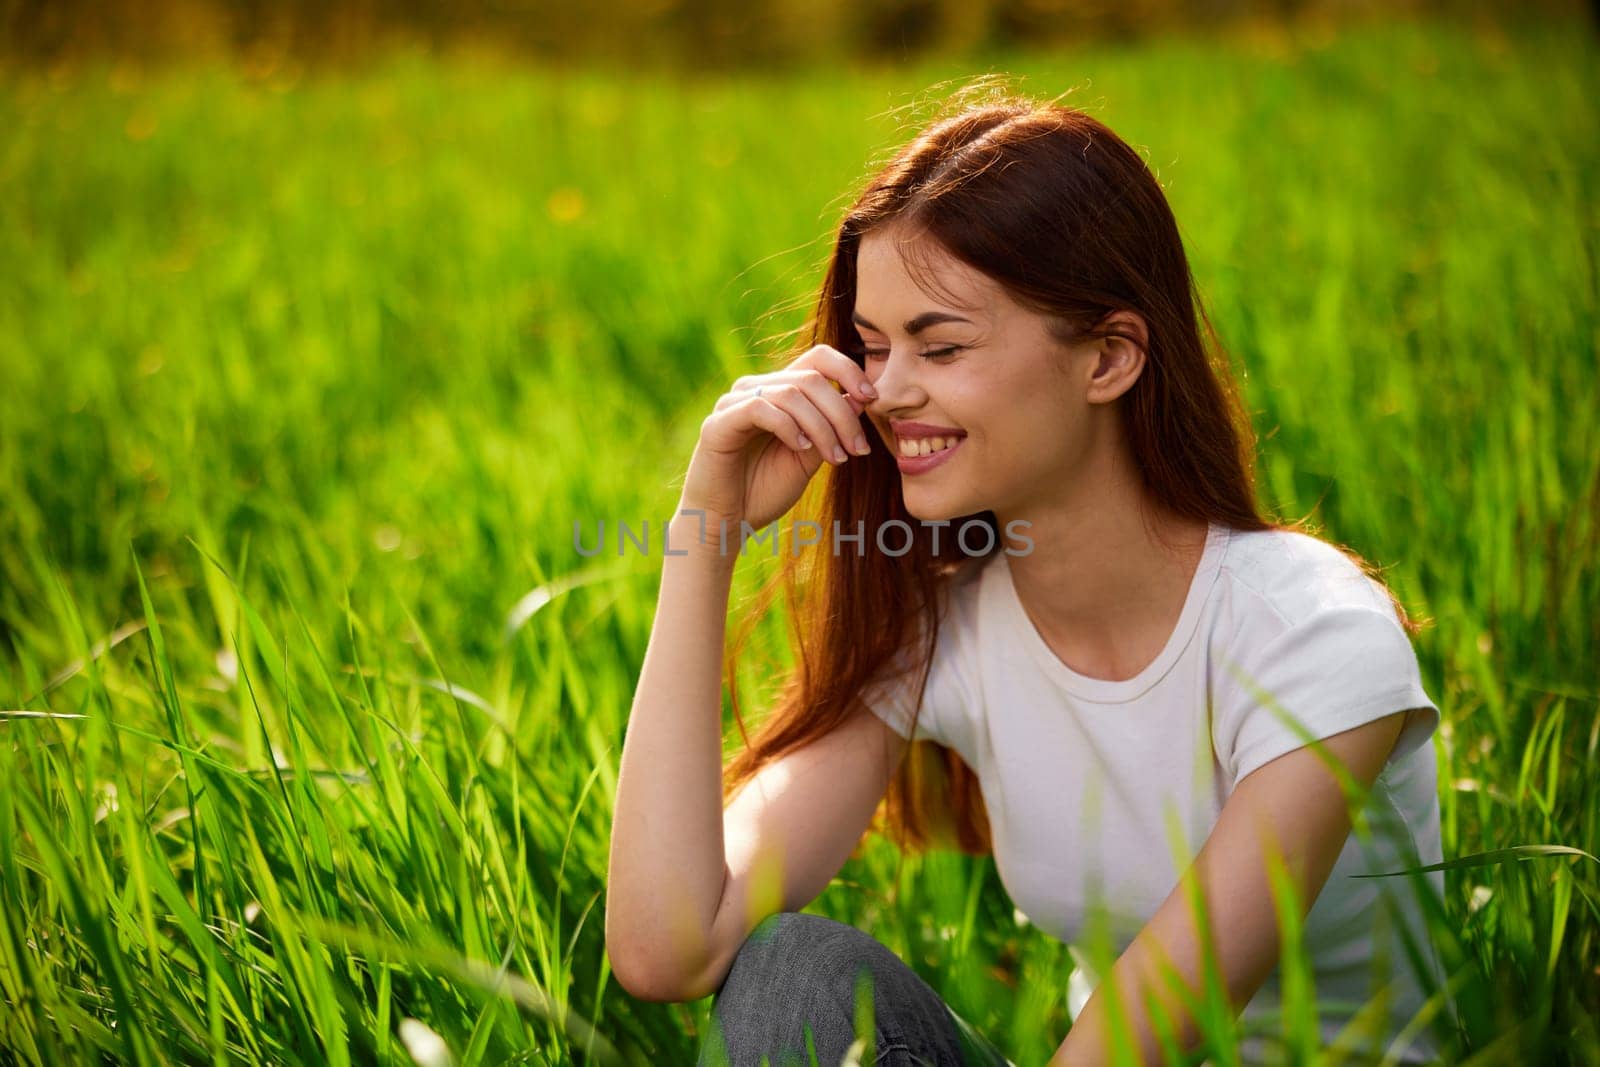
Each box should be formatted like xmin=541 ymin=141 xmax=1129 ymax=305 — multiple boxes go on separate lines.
xmin=995 ymin=459 xmax=1211 ymax=684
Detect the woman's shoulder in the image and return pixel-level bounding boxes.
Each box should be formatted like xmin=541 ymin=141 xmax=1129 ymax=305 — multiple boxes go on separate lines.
xmin=1217 ymin=523 xmax=1400 ymax=627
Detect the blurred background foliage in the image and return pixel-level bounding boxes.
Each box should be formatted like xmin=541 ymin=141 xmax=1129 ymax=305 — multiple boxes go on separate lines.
xmin=2 ymin=0 xmax=1594 ymax=73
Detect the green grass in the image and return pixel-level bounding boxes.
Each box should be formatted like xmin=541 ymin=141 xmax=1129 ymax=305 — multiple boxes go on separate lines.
xmin=1 ymin=13 xmax=1597 ymax=1065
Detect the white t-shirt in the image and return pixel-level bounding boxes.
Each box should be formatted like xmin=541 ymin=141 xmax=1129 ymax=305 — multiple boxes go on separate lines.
xmin=861 ymin=521 xmax=1454 ymax=1064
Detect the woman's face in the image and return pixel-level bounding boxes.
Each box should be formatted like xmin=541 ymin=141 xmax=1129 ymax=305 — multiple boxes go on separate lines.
xmin=855 ymin=227 xmax=1123 ymax=525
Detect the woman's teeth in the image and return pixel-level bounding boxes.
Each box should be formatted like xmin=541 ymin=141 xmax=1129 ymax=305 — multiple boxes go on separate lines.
xmin=898 ymin=435 xmax=961 ymax=457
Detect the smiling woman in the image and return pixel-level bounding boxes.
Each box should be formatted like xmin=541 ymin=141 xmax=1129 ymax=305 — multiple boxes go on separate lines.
xmin=605 ymin=77 xmax=1456 ymax=1066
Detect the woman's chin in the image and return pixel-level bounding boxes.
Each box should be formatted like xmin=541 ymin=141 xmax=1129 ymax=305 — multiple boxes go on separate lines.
xmin=900 ymin=491 xmax=969 ymax=525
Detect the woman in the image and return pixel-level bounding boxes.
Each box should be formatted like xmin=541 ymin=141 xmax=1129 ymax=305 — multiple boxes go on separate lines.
xmin=606 ymin=82 xmax=1455 ymax=1066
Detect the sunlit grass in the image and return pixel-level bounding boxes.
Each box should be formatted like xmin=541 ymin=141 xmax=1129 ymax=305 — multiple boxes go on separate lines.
xmin=0 ymin=13 xmax=1596 ymax=1064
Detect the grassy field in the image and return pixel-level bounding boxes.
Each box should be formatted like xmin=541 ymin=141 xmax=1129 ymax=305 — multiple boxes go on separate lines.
xmin=1 ymin=14 xmax=1597 ymax=1065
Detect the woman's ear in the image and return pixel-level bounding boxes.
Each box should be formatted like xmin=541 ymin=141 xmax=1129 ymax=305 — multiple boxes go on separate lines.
xmin=1084 ymin=309 xmax=1150 ymax=404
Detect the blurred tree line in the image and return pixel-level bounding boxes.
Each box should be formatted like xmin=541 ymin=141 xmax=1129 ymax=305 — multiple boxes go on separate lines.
xmin=1 ymin=0 xmax=1591 ymax=72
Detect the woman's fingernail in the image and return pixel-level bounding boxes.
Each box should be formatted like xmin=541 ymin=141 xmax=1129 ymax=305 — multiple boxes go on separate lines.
xmin=860 ymin=382 xmax=878 ymax=398
xmin=798 ymin=433 xmax=812 ymax=448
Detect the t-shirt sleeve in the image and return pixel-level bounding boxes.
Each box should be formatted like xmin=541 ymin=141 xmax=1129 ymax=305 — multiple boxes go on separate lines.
xmin=856 ymin=583 xmax=979 ymax=751
xmin=1213 ymin=603 xmax=1441 ymax=789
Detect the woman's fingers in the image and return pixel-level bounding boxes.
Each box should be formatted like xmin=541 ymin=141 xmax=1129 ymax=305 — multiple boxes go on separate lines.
xmin=747 ymin=381 xmax=856 ymax=464
xmin=716 ymin=383 xmax=864 ymax=465
xmin=772 ymin=372 xmax=868 ymax=463
xmin=736 ymin=391 xmax=814 ymax=454
xmin=784 ymin=369 xmax=870 ymax=460
xmin=711 ymin=345 xmax=876 ymax=464
xmin=804 ymin=344 xmax=880 ymax=404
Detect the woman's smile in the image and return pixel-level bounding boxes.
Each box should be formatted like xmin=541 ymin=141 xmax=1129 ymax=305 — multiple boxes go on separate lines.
xmin=894 ymin=434 xmax=965 ymax=475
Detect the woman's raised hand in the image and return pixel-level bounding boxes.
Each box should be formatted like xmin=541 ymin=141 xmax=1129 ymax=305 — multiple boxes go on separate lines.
xmin=677 ymin=344 xmax=880 ymax=536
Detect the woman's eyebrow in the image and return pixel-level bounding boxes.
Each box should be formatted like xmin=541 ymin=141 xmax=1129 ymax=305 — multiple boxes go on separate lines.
xmin=852 ymin=310 xmax=975 ymax=336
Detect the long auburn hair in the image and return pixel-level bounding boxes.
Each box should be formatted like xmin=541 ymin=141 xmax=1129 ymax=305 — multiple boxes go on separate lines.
xmin=719 ymin=80 xmax=1426 ymax=865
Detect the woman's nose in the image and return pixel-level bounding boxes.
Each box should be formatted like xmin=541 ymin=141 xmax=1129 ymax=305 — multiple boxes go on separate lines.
xmin=866 ymin=349 xmax=925 ymax=412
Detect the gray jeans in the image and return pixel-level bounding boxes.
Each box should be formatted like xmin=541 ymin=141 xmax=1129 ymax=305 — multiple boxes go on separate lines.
xmin=695 ymin=911 xmax=1018 ymax=1067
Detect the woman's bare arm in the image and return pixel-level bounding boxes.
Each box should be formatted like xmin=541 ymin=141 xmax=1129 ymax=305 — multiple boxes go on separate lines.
xmin=605 ymin=345 xmax=882 ymax=1000
xmin=605 ymin=511 xmax=741 ymax=1001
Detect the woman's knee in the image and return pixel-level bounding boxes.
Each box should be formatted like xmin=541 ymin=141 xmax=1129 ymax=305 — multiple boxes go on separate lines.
xmin=717 ymin=911 xmax=886 ymax=998
xmin=706 ymin=912 xmax=985 ymax=1065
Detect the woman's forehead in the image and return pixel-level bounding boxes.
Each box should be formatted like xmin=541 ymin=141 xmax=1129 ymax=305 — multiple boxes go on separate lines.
xmin=857 ymin=231 xmax=998 ymax=320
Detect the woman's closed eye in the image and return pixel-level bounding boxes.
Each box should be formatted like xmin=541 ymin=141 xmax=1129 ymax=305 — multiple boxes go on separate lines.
xmin=854 ymin=345 xmax=964 ymax=361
